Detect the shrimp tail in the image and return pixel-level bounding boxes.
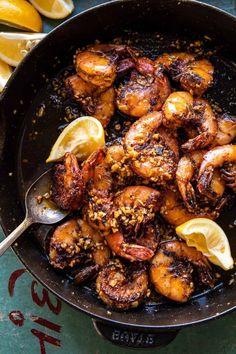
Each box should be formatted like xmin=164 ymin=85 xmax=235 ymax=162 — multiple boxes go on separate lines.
xmin=182 ymin=132 xmax=211 ymax=152
xmin=185 ymin=183 xmax=197 ymax=211
xmin=123 ymin=244 xmax=154 ymax=261
xmin=198 ymin=167 xmax=216 ymax=200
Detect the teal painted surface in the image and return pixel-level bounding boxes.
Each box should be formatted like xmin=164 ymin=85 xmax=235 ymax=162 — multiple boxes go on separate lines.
xmin=1 ymin=245 xmax=236 ymax=354
xmin=1 ymin=1 xmax=236 ymax=353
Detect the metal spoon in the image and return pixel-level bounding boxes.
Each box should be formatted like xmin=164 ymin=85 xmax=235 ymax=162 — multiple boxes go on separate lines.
xmin=0 ymin=169 xmax=69 ymax=256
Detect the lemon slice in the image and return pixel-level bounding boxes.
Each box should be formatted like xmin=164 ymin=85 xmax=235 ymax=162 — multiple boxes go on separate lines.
xmin=29 ymin=0 xmax=74 ymax=19
xmin=176 ymin=218 xmax=234 ymax=270
xmin=0 ymin=0 xmax=42 ymax=32
xmin=47 ymin=116 xmax=105 ymax=162
xmin=0 ymin=32 xmax=46 ymax=67
xmin=0 ymin=59 xmax=12 ymax=92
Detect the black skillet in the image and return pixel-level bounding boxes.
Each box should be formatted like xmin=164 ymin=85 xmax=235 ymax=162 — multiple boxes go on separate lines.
xmin=0 ymin=0 xmax=236 ymax=348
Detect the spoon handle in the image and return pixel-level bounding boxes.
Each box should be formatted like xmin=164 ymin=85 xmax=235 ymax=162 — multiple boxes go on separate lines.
xmin=0 ymin=217 xmax=33 ymax=256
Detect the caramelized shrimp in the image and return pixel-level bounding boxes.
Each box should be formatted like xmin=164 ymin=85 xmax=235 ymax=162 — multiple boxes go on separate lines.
xmin=84 ymin=86 xmax=115 ymax=127
xmin=96 ymin=260 xmax=148 ymax=309
xmin=106 ymin=223 xmax=159 ymax=261
xmin=221 ymin=163 xmax=236 ymax=192
xmin=176 ymin=152 xmax=201 ymax=211
xmin=155 ymin=52 xmax=214 ymax=96
xmin=105 ymin=144 xmax=134 ymax=188
xmin=75 ymin=44 xmax=139 ymax=90
xmin=111 ymin=186 xmax=161 ymax=234
xmin=182 ymin=99 xmax=217 ymax=151
xmin=160 ymin=189 xmax=220 ymax=226
xmin=176 ymin=150 xmax=225 ymax=211
xmin=116 ymin=59 xmax=171 ymax=117
xmin=65 ymin=74 xmax=98 ymax=101
xmin=162 ymin=91 xmax=193 ymax=128
xmin=179 ymin=59 xmax=214 ymax=96
xmin=150 ymin=241 xmax=214 ymax=302
xmin=52 ymin=153 xmax=84 ymax=210
xmin=82 ymin=148 xmax=113 ymax=231
xmin=124 ymin=111 xmax=179 ymax=183
xmin=82 ymin=145 xmax=133 ymax=231
xmin=155 ymin=52 xmax=195 ymax=72
xmin=106 ymin=232 xmax=154 ymax=261
xmin=198 ymin=144 xmax=236 ymax=198
xmin=212 ymin=114 xmax=236 ymax=146
xmin=65 ymin=75 xmax=115 ymax=127
xmin=163 ymin=92 xmax=217 ymax=151
xmin=75 ymin=50 xmax=117 ymax=89
xmin=49 ymin=218 xmax=110 ymax=269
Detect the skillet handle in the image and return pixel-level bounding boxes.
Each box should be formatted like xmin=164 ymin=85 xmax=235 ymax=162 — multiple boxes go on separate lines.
xmin=92 ymin=319 xmax=179 ymax=348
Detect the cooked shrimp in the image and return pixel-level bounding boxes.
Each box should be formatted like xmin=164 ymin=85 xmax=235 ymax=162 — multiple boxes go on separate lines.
xmin=176 ymin=150 xmax=225 ymax=211
xmin=81 ymin=219 xmax=110 ymax=266
xmin=150 ymin=241 xmax=214 ymax=302
xmin=162 ymin=91 xmax=193 ymax=128
xmin=84 ymin=86 xmax=115 ymax=127
xmin=155 ymin=52 xmax=195 ymax=72
xmin=75 ymin=44 xmax=139 ymax=90
xmin=96 ymin=260 xmax=148 ymax=309
xmin=106 ymin=223 xmax=159 ymax=261
xmin=182 ymin=99 xmax=217 ymax=151
xmin=75 ymin=50 xmax=117 ymax=89
xmin=163 ymin=92 xmax=217 ymax=151
xmin=176 ymin=153 xmax=199 ymax=211
xmin=65 ymin=74 xmax=98 ymax=101
xmin=212 ymin=114 xmax=236 ymax=146
xmin=180 ymin=59 xmax=214 ymax=96
xmin=82 ymin=145 xmax=134 ymax=231
xmin=198 ymin=144 xmax=236 ymax=198
xmin=49 ymin=218 xmax=110 ymax=269
xmin=65 ymin=75 xmax=115 ymax=127
xmin=105 ymin=144 xmax=134 ymax=188
xmin=82 ymin=148 xmax=113 ymax=231
xmin=52 ymin=153 xmax=84 ymax=210
xmin=106 ymin=232 xmax=154 ymax=261
xmin=116 ymin=61 xmax=171 ymax=117
xmin=221 ymin=163 xmax=236 ymax=192
xmin=117 ymin=56 xmax=155 ymax=76
xmin=160 ymin=189 xmax=220 ymax=226
xmin=155 ymin=52 xmax=214 ymax=96
xmin=111 ymin=186 xmax=161 ymax=234
xmin=124 ymin=111 xmax=179 ymax=183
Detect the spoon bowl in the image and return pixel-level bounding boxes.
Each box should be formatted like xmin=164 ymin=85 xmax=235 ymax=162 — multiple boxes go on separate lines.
xmin=0 ymin=169 xmax=69 ymax=256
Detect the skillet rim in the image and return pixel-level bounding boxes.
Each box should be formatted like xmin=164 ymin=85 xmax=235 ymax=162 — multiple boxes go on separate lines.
xmin=0 ymin=0 xmax=236 ymax=329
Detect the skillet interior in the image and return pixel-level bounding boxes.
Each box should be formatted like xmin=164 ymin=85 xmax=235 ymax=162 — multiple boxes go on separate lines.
xmin=0 ymin=0 xmax=236 ymax=328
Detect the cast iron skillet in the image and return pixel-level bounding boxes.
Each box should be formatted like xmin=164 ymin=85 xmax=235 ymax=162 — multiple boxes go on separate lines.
xmin=0 ymin=0 xmax=236 ymax=348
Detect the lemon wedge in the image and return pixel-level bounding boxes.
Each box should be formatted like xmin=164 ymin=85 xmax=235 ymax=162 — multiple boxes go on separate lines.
xmin=176 ymin=218 xmax=234 ymax=270
xmin=0 ymin=32 xmax=46 ymax=67
xmin=0 ymin=0 xmax=42 ymax=32
xmin=29 ymin=0 xmax=74 ymax=19
xmin=0 ymin=58 xmax=12 ymax=92
xmin=47 ymin=116 xmax=105 ymax=163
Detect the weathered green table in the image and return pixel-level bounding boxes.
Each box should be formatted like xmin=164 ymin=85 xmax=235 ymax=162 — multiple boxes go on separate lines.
xmin=1 ymin=1 xmax=236 ymax=353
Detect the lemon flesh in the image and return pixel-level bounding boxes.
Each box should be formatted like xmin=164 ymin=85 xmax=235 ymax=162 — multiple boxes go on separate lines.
xmin=0 ymin=32 xmax=46 ymax=67
xmin=0 ymin=0 xmax=42 ymax=32
xmin=176 ymin=218 xmax=234 ymax=270
xmin=29 ymin=0 xmax=74 ymax=19
xmin=0 ymin=59 xmax=12 ymax=92
xmin=47 ymin=116 xmax=105 ymax=163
